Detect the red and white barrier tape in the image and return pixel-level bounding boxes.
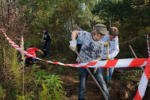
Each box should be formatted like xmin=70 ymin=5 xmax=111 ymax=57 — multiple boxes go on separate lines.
xmin=0 ymin=28 xmax=148 ymax=68
xmin=146 ymin=34 xmax=150 ymax=57
xmin=133 ymin=34 xmax=150 ymax=100
xmin=134 ymin=57 xmax=150 ymax=100
xmin=1 ymin=28 xmax=150 ymax=100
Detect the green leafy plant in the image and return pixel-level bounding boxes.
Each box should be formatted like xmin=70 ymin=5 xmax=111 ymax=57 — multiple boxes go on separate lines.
xmin=0 ymin=85 xmax=3 ymax=98
xmin=35 ymin=70 xmax=64 ymax=100
xmin=0 ymin=85 xmax=6 ymax=100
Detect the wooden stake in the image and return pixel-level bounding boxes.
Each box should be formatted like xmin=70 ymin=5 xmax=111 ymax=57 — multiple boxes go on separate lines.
xmin=129 ymin=45 xmax=144 ymax=71
xmin=20 ymin=35 xmax=25 ymax=100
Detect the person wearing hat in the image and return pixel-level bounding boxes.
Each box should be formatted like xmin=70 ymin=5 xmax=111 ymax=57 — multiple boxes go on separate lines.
xmin=102 ymin=27 xmax=119 ymax=82
xmin=69 ymin=24 xmax=110 ymax=100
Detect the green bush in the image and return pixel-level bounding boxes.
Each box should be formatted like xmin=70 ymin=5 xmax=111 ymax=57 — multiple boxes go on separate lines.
xmin=0 ymin=85 xmax=3 ymax=98
xmin=35 ymin=70 xmax=64 ymax=100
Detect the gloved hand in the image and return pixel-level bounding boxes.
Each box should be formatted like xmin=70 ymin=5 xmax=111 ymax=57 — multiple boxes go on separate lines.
xmin=106 ymin=56 xmax=110 ymax=60
xmin=90 ymin=60 xmax=98 ymax=63
xmin=91 ymin=58 xmax=101 ymax=62
xmin=41 ymin=39 xmax=44 ymax=42
xmin=104 ymin=42 xmax=109 ymax=47
xmin=0 ymin=28 xmax=6 ymax=33
xmin=92 ymin=58 xmax=101 ymax=74
xmin=69 ymin=40 xmax=77 ymax=52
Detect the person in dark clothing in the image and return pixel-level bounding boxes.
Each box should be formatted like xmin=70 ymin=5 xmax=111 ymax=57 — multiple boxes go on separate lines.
xmin=41 ymin=29 xmax=51 ymax=57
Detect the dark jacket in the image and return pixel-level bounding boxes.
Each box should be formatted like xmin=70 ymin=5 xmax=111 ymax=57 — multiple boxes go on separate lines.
xmin=43 ymin=31 xmax=51 ymax=42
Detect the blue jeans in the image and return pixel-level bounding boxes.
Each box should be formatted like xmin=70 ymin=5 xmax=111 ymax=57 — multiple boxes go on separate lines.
xmin=101 ymin=68 xmax=114 ymax=82
xmin=109 ymin=68 xmax=114 ymax=81
xmin=101 ymin=59 xmax=115 ymax=82
xmin=78 ymin=68 xmax=110 ymax=100
xmin=102 ymin=67 xmax=114 ymax=82
xmin=43 ymin=40 xmax=50 ymax=56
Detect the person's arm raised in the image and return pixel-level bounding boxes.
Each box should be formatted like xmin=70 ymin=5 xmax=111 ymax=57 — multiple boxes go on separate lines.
xmin=72 ymin=30 xmax=79 ymax=40
xmin=69 ymin=30 xmax=79 ymax=52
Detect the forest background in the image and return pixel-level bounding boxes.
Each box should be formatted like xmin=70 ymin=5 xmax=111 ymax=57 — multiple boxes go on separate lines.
xmin=0 ymin=0 xmax=150 ymax=100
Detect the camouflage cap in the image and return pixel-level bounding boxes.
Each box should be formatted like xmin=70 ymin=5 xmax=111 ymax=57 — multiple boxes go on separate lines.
xmin=93 ymin=24 xmax=108 ymax=35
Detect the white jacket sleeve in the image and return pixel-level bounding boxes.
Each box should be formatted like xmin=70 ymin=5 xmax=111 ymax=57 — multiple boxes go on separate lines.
xmin=109 ymin=36 xmax=119 ymax=59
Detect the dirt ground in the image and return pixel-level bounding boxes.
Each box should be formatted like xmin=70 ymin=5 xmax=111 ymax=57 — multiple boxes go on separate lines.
xmin=60 ymin=68 xmax=150 ymax=100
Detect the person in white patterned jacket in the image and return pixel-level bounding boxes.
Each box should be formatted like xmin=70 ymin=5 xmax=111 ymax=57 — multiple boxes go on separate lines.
xmin=69 ymin=24 xmax=110 ymax=100
xmin=101 ymin=27 xmax=119 ymax=82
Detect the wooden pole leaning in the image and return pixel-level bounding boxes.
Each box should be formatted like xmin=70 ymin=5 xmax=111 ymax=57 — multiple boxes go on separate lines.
xmin=129 ymin=45 xmax=144 ymax=71
xmin=106 ymin=45 xmax=110 ymax=83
